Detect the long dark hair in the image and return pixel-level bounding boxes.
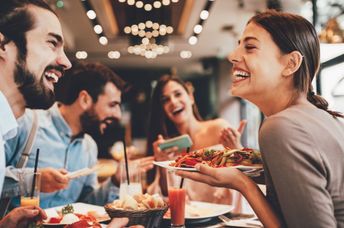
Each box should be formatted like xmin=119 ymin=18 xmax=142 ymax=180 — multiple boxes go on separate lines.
xmin=0 ymin=0 xmax=55 ymax=61
xmin=146 ymin=75 xmax=202 ymax=183
xmin=249 ymin=10 xmax=343 ymax=118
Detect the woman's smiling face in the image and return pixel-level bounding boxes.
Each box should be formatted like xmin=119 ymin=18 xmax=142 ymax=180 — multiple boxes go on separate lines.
xmin=161 ymin=80 xmax=194 ymax=125
xmin=228 ymin=22 xmax=287 ymax=104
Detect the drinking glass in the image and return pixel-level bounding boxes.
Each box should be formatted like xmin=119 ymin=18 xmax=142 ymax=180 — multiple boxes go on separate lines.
xmin=119 ymin=161 xmax=143 ymax=200
xmin=167 ymin=170 xmax=186 ymax=228
xmin=18 ymin=170 xmax=41 ymax=207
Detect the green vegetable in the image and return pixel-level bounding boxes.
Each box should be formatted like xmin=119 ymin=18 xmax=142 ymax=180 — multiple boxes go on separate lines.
xmin=204 ymin=149 xmax=215 ymax=157
xmin=62 ymin=204 xmax=74 ymax=215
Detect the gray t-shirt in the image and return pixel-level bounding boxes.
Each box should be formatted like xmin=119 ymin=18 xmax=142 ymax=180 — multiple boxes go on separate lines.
xmin=259 ymin=103 xmax=344 ymax=228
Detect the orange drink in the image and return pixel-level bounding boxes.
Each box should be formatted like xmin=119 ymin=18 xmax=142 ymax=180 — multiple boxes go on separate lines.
xmin=168 ymin=187 xmax=186 ymax=227
xmin=18 ymin=171 xmax=41 ymax=207
xmin=21 ymin=196 xmax=40 ymax=207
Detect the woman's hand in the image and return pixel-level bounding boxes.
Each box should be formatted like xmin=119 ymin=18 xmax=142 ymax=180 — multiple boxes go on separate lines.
xmin=0 ymin=206 xmax=47 ymax=228
xmin=176 ymin=164 xmax=249 ymax=192
xmin=220 ymin=120 xmax=247 ymax=149
xmin=153 ymin=135 xmax=179 ymax=161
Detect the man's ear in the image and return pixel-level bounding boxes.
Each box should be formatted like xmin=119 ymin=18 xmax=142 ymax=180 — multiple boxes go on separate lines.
xmin=282 ymin=51 xmax=303 ymax=77
xmin=78 ymin=90 xmax=93 ymax=110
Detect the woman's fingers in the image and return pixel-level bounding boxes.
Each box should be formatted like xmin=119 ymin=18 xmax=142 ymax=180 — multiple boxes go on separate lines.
xmin=238 ymin=120 xmax=247 ymax=133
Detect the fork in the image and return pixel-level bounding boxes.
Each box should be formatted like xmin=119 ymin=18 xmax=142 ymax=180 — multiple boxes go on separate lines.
xmin=218 ymin=214 xmax=263 ymax=227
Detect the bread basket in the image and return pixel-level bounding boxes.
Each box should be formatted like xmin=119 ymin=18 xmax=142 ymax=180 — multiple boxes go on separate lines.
xmin=104 ymin=203 xmax=168 ymax=228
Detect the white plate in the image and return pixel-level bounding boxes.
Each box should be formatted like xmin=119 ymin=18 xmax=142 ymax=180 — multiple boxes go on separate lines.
xmin=43 ymin=202 xmax=110 ymax=225
xmin=164 ymin=201 xmax=233 ymax=220
xmin=153 ymin=161 xmax=263 ymax=172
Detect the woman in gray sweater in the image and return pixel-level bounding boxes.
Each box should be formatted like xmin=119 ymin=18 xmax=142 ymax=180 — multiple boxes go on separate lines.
xmin=178 ymin=10 xmax=344 ymax=228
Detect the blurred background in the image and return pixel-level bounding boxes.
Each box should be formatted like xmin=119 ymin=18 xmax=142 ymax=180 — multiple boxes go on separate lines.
xmin=47 ymin=0 xmax=344 ymax=157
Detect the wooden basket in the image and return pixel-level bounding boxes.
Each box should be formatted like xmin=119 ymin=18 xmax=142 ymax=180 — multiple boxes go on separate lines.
xmin=104 ymin=204 xmax=168 ymax=228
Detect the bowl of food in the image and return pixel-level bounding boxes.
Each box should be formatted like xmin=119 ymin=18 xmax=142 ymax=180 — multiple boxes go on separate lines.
xmin=104 ymin=193 xmax=168 ymax=228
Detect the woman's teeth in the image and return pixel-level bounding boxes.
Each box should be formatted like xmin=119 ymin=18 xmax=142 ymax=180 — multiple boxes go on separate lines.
xmin=233 ymin=70 xmax=250 ymax=79
xmin=172 ymin=107 xmax=183 ymax=115
xmin=45 ymin=72 xmax=59 ymax=83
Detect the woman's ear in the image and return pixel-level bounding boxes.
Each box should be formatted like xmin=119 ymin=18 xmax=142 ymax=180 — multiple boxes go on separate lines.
xmin=0 ymin=32 xmax=7 ymax=56
xmin=282 ymin=51 xmax=303 ymax=77
xmin=78 ymin=90 xmax=93 ymax=110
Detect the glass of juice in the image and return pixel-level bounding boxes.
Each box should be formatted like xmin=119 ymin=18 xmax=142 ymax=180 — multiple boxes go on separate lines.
xmin=167 ymin=170 xmax=186 ymax=228
xmin=18 ymin=170 xmax=41 ymax=207
xmin=119 ymin=161 xmax=143 ymax=200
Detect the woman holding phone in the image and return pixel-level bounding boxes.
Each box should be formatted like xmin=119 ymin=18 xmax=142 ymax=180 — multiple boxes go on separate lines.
xmin=146 ymin=75 xmax=246 ymax=205
xmin=178 ymin=10 xmax=344 ymax=227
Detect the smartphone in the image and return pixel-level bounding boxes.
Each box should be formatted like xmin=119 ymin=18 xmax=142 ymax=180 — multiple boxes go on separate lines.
xmin=158 ymin=134 xmax=193 ymax=151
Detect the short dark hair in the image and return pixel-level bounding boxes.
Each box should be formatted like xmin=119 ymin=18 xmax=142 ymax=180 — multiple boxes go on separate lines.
xmin=55 ymin=62 xmax=126 ymax=105
xmin=0 ymin=0 xmax=55 ymax=60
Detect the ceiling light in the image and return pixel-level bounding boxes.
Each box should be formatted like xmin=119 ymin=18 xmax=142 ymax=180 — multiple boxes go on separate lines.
xmin=188 ymin=36 xmax=198 ymax=45
xmin=93 ymin=25 xmax=103 ymax=34
xmin=86 ymin=10 xmax=96 ymax=20
xmin=162 ymin=0 xmax=170 ymax=5
xmin=171 ymin=0 xmax=179 ymax=2
xmin=135 ymin=1 xmax=143 ymax=8
xmin=75 ymin=51 xmax=88 ymax=59
xmin=108 ymin=51 xmax=121 ymax=59
xmin=99 ymin=36 xmax=108 ymax=45
xmin=124 ymin=26 xmax=131 ymax=34
xmin=138 ymin=30 xmax=145 ymax=37
xmin=138 ymin=23 xmax=145 ymax=30
xmin=118 ymin=0 xmax=125 ymax=2
xmin=127 ymin=0 xmax=135 ymax=5
xmin=146 ymin=20 xmax=153 ymax=28
xmin=200 ymin=10 xmax=209 ymax=20
xmin=153 ymin=1 xmax=162 ymax=8
xmin=194 ymin=24 xmax=203 ymax=34
xmin=152 ymin=23 xmax=159 ymax=30
xmin=166 ymin=26 xmax=174 ymax=34
xmin=142 ymin=37 xmax=149 ymax=45
xmin=180 ymin=50 xmax=192 ymax=59
xmin=144 ymin=4 xmax=152 ymax=11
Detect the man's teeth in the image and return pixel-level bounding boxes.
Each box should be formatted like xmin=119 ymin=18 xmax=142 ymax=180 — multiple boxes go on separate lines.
xmin=45 ymin=72 xmax=59 ymax=83
xmin=233 ymin=70 xmax=250 ymax=79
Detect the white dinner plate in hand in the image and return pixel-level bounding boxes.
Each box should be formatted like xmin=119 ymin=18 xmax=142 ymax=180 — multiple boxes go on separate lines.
xmin=153 ymin=160 xmax=263 ymax=173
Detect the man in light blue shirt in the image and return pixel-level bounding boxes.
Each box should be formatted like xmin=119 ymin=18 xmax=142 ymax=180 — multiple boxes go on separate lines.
xmin=6 ymin=62 xmax=154 ymax=208
xmin=0 ymin=0 xmax=71 ymax=226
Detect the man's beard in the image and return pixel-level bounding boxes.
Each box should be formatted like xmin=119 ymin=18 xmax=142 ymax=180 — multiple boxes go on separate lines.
xmin=80 ymin=108 xmax=120 ymax=140
xmin=80 ymin=108 xmax=103 ymax=138
xmin=14 ymin=58 xmax=57 ymax=109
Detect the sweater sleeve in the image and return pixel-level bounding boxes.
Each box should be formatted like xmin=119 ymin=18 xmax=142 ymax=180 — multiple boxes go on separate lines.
xmin=259 ymin=116 xmax=336 ymax=228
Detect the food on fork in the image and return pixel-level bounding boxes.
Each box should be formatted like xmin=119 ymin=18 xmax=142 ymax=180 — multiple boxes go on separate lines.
xmin=170 ymin=148 xmax=262 ymax=168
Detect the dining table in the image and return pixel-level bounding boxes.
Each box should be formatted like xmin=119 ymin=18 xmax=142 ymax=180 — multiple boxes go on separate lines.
xmin=159 ymin=212 xmax=260 ymax=228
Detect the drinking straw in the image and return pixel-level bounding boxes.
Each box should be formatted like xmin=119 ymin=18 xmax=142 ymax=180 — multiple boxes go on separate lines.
xmin=179 ymin=147 xmax=190 ymax=189
xmin=122 ymin=138 xmax=130 ymax=185
xmin=30 ymin=148 xmax=40 ymax=198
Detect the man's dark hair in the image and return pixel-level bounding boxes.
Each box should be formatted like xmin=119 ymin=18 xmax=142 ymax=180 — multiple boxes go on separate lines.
xmin=0 ymin=0 xmax=55 ymax=60
xmin=55 ymin=62 xmax=126 ymax=105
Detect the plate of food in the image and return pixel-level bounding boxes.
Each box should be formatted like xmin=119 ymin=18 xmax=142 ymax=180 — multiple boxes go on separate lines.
xmin=43 ymin=203 xmax=110 ymax=227
xmin=163 ymin=201 xmax=233 ymax=224
xmin=154 ymin=148 xmax=263 ymax=173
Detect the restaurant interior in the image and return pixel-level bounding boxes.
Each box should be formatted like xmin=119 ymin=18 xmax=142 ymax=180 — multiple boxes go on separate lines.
xmin=3 ymin=0 xmax=344 ymax=227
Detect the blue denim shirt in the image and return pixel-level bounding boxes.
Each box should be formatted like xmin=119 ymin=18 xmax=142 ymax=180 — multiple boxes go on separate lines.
xmin=5 ymin=104 xmax=119 ymax=208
